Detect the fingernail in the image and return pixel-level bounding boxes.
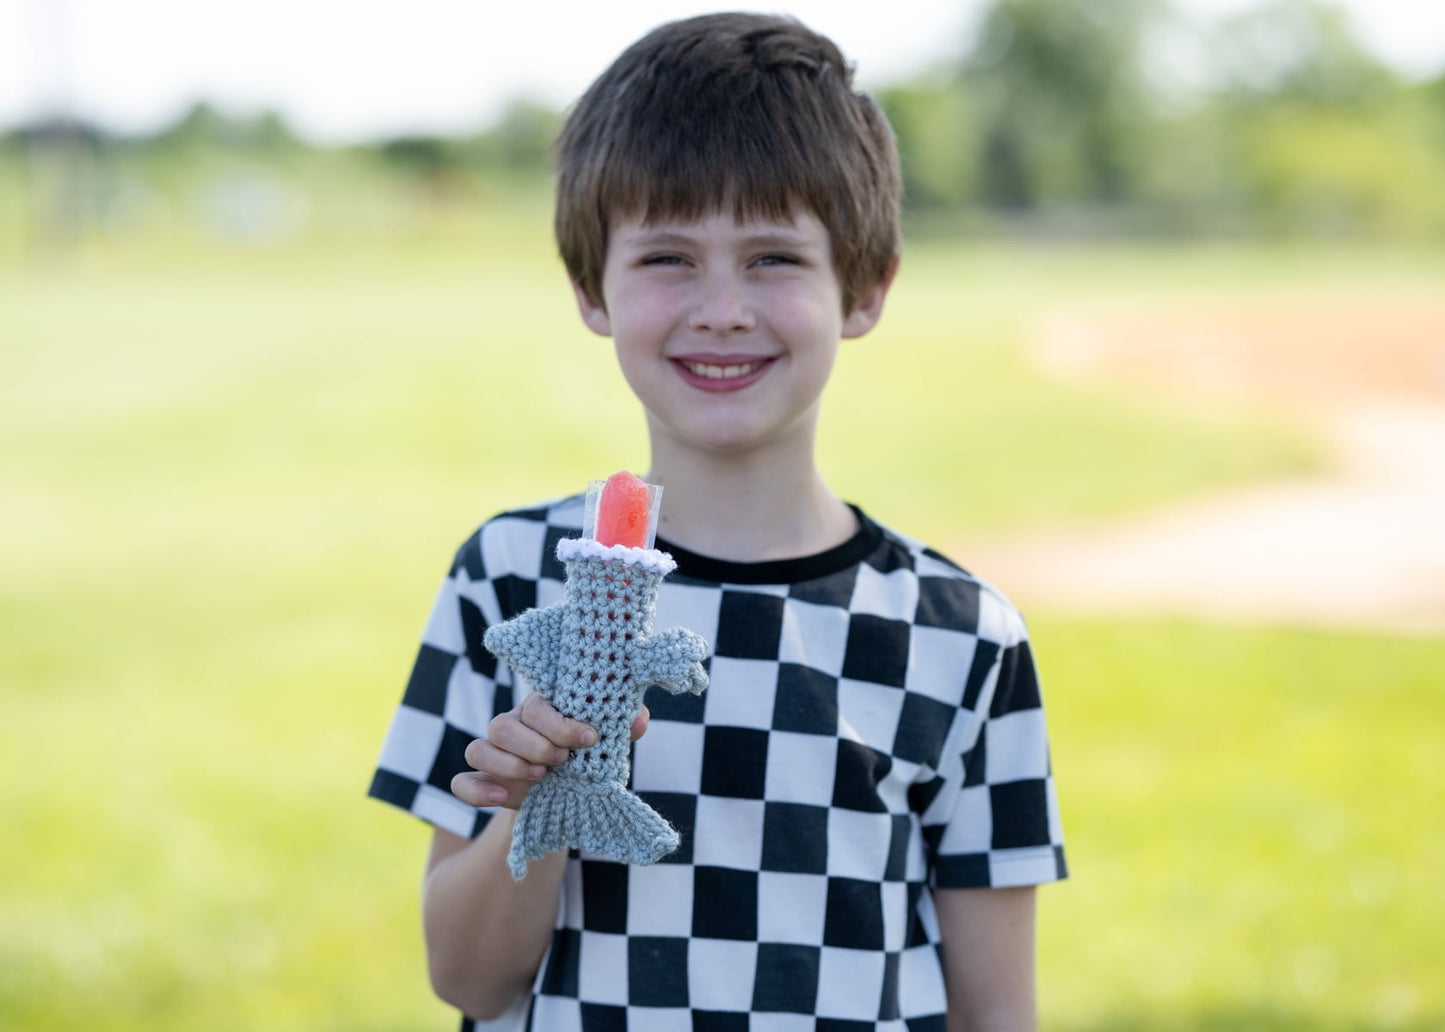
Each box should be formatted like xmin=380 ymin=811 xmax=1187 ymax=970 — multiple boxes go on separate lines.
xmin=553 ymin=749 xmax=570 ymax=765
xmin=580 ymin=729 xmax=597 ymax=747
xmin=486 ymin=785 xmax=508 ymax=804
xmin=530 ymin=764 xmax=549 ymax=780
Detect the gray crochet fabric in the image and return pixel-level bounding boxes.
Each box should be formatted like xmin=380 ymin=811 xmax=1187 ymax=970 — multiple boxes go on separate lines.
xmin=482 ymin=538 xmax=709 ymax=879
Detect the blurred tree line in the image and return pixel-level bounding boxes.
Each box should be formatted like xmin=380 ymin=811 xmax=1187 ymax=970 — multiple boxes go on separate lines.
xmin=880 ymin=0 xmax=1445 ymax=238
xmin=3 ymin=0 xmax=1443 ymax=248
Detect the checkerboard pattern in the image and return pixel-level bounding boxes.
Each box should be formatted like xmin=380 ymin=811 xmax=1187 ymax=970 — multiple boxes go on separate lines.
xmin=370 ymin=496 xmax=1066 ymax=1030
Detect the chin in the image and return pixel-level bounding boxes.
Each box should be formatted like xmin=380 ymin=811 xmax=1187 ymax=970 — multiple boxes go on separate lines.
xmin=649 ymin=402 xmax=817 ymax=459
xmin=684 ymin=422 xmax=810 ymax=458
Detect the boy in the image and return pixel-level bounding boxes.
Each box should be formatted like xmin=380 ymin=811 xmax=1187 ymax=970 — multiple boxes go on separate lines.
xmin=369 ymin=13 xmax=1066 ymax=1030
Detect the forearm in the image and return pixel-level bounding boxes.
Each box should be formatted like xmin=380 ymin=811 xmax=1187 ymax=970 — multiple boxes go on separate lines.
xmin=422 ymin=816 xmax=567 ymax=1019
xmin=936 ymin=886 xmax=1038 ymax=1032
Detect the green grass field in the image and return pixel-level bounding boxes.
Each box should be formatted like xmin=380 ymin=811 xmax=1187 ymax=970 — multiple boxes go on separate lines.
xmin=3 ymin=207 xmax=1442 ymax=1030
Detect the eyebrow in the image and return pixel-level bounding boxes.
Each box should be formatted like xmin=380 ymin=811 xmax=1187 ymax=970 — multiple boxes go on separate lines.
xmin=622 ymin=229 xmax=817 ymax=250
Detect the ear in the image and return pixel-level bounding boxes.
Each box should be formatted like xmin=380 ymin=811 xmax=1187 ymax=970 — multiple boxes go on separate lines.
xmin=572 ymin=279 xmax=612 ymax=337
xmin=841 ymin=253 xmax=900 ymax=339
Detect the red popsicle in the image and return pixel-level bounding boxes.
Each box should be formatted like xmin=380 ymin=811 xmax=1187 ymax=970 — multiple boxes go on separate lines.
xmin=595 ymin=470 xmax=653 ymax=548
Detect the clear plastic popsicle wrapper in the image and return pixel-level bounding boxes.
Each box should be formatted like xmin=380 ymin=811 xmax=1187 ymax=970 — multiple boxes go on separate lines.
xmin=482 ymin=471 xmax=710 ymax=879
xmin=584 ymin=470 xmax=664 ymax=549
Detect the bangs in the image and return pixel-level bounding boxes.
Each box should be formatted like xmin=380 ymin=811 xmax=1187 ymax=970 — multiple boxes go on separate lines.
xmin=587 ymin=64 xmax=851 ymax=234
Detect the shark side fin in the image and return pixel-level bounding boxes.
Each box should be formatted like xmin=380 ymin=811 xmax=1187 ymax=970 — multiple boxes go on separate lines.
xmin=482 ymin=606 xmax=564 ymax=691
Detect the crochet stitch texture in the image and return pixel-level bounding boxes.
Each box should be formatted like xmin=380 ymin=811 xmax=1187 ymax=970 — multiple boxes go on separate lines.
xmin=483 ymin=538 xmax=709 ymax=879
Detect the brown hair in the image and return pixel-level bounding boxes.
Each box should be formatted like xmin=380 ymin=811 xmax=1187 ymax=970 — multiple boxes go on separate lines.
xmin=555 ymin=12 xmax=901 ymax=314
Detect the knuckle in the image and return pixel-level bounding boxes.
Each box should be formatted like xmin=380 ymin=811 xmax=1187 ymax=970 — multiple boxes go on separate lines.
xmin=524 ymin=692 xmax=562 ymax=727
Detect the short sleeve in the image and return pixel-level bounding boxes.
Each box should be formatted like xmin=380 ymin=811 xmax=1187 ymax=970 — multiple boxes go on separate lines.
xmin=367 ymin=532 xmax=518 ymax=839
xmin=919 ymin=600 xmax=1067 ymax=889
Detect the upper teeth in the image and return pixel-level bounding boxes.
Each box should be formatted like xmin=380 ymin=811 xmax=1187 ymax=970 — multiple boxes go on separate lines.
xmin=685 ymin=361 xmax=762 ymax=379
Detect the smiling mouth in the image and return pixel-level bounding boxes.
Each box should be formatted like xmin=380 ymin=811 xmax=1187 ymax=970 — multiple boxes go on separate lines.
xmin=680 ymin=360 xmax=766 ymax=380
xmin=671 ymin=355 xmax=776 ymax=392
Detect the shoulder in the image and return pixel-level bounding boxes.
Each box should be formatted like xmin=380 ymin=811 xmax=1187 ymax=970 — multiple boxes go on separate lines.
xmin=866 ymin=515 xmax=1030 ymax=649
xmin=448 ymin=494 xmax=585 ymax=579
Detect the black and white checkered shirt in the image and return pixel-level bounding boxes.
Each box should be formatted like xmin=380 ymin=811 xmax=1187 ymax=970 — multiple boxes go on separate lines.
xmin=370 ymin=495 xmax=1067 ymax=1030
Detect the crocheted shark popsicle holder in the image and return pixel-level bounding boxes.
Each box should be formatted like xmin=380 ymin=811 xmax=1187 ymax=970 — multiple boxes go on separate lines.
xmin=483 ymin=472 xmax=710 ymax=880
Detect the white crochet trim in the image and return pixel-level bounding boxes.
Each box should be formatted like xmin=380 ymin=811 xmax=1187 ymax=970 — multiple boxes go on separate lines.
xmin=556 ymin=537 xmax=677 ymax=575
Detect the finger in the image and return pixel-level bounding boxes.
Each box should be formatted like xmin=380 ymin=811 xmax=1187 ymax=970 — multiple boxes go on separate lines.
xmin=465 ymin=736 xmax=550 ymax=782
xmin=518 ymin=692 xmax=597 ymax=750
xmin=487 ymin=711 xmax=573 ymax=767
xmin=630 ymin=705 xmax=650 ymax=742
xmin=450 ymin=770 xmax=516 ymax=808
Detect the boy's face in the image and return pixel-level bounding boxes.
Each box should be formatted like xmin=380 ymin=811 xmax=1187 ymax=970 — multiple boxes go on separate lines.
xmin=574 ymin=209 xmax=890 ymax=461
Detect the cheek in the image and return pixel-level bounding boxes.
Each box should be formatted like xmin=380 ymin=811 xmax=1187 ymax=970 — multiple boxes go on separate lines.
xmin=772 ymin=293 xmax=843 ymax=350
xmin=610 ymin=315 xmax=671 ymax=395
xmin=605 ymin=286 xmax=669 ymax=343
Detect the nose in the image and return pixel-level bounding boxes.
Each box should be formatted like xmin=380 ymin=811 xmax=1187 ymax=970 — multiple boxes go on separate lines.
xmin=689 ymin=272 xmax=754 ymax=335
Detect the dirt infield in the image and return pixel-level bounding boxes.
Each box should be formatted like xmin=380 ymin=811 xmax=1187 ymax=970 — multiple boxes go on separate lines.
xmin=1030 ymin=298 xmax=1445 ymax=412
xmin=966 ymin=297 xmax=1445 ymax=634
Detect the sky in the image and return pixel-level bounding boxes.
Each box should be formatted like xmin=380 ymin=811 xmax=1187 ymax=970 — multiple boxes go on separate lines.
xmin=2 ymin=0 xmax=1444 ymax=143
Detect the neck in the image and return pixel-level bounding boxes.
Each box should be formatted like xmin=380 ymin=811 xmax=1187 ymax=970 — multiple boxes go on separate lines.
xmin=643 ymin=433 xmax=857 ymax=563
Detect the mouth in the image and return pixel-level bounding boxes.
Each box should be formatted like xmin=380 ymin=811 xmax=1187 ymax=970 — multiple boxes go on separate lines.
xmin=682 ymin=359 xmax=765 ymax=379
xmin=670 ymin=356 xmax=775 ymax=392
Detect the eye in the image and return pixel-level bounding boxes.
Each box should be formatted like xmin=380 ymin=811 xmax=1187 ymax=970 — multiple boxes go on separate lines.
xmin=639 ymin=252 xmax=687 ymax=267
xmin=754 ymin=252 xmax=801 ymax=267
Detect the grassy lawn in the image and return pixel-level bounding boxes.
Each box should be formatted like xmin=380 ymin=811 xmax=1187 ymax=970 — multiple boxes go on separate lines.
xmin=1034 ymin=617 xmax=1443 ymax=1031
xmin=2 ymin=218 xmax=1441 ymax=1029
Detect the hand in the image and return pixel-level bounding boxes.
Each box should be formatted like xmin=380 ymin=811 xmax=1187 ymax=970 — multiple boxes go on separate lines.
xmin=450 ymin=694 xmax=650 ymax=810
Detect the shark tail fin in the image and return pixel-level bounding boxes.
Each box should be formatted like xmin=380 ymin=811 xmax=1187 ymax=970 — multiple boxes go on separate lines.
xmin=507 ymin=774 xmax=679 ymax=880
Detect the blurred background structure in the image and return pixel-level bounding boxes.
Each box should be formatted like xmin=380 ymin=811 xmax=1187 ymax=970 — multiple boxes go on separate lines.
xmin=2 ymin=1 xmax=1442 ymax=1030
